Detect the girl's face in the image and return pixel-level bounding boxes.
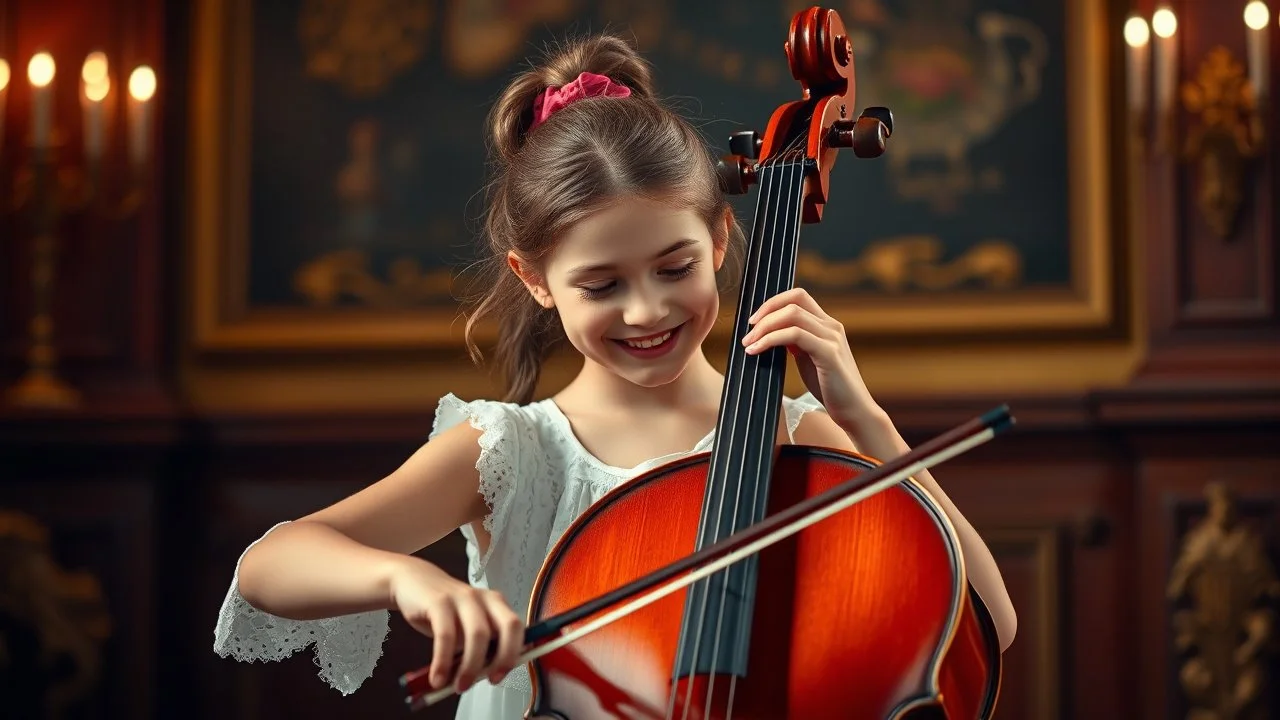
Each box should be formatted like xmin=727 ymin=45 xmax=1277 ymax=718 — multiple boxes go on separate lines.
xmin=511 ymin=195 xmax=728 ymax=389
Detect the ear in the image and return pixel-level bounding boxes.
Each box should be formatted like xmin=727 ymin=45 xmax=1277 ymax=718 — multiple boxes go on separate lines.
xmin=507 ymin=251 xmax=555 ymax=309
xmin=713 ymin=206 xmax=734 ymax=272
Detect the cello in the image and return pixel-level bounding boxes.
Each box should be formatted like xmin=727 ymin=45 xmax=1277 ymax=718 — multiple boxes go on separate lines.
xmin=402 ymin=6 xmax=1008 ymax=718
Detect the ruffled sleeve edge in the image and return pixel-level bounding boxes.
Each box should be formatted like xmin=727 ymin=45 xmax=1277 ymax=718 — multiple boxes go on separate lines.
xmin=784 ymin=392 xmax=827 ymax=441
xmin=430 ymin=393 xmax=521 ymax=581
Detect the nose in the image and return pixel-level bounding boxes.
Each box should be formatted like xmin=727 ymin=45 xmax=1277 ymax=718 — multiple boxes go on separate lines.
xmin=621 ymin=284 xmax=668 ymax=329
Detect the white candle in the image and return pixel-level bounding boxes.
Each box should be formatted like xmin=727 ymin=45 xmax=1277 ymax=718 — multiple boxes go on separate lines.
xmin=81 ymin=52 xmax=109 ymax=163
xmin=1151 ymin=7 xmax=1178 ymax=144
xmin=0 ymin=59 xmax=9 ymax=155
xmin=27 ymin=52 xmax=55 ymax=149
xmin=127 ymin=65 xmax=156 ymax=169
xmin=1244 ymin=1 xmax=1270 ymax=105
xmin=1124 ymin=16 xmax=1151 ymax=116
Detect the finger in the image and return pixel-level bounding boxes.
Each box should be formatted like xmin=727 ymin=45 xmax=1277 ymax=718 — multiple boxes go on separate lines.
xmin=748 ymin=288 xmax=824 ymax=324
xmin=481 ymin=591 xmax=525 ymax=684
xmin=424 ymin=600 xmax=459 ymax=689
xmin=742 ymin=304 xmax=834 ymax=346
xmin=454 ymin=592 xmax=494 ymax=692
xmin=744 ymin=326 xmax=827 ymax=357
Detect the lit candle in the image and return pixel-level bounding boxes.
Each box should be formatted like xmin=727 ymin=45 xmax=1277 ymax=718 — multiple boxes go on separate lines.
xmin=1244 ymin=1 xmax=1270 ymax=105
xmin=1124 ymin=15 xmax=1151 ymax=117
xmin=127 ymin=65 xmax=156 ymax=169
xmin=27 ymin=52 xmax=55 ymax=149
xmin=1151 ymin=7 xmax=1178 ymax=144
xmin=81 ymin=51 xmax=110 ymax=164
xmin=0 ymin=58 xmax=10 ymax=154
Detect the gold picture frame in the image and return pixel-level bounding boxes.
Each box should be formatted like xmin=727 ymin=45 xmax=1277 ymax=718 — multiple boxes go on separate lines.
xmin=189 ymin=0 xmax=1120 ymax=354
xmin=779 ymin=0 xmax=1118 ymax=339
xmin=189 ymin=0 xmax=486 ymax=352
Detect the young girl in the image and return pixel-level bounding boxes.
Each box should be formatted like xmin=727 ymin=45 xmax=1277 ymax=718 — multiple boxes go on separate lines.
xmin=214 ymin=33 xmax=1017 ymax=719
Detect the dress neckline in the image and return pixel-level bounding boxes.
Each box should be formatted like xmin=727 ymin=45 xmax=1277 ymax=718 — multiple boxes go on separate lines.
xmin=539 ymin=398 xmax=716 ymax=475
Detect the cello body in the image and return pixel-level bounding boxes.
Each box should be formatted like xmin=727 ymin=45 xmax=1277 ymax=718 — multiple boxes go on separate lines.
xmin=524 ymin=447 xmax=1002 ymax=719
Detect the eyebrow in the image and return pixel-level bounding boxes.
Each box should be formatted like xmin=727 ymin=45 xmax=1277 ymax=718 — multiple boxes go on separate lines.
xmin=566 ymin=238 xmax=700 ymax=276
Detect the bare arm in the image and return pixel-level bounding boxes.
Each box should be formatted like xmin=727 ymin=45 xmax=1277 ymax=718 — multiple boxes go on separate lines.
xmin=792 ymin=409 xmax=1018 ymax=652
xmin=237 ymin=421 xmax=490 ymax=621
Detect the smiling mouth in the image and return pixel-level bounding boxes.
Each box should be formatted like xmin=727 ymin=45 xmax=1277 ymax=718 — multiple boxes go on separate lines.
xmin=613 ymin=323 xmax=683 ymax=350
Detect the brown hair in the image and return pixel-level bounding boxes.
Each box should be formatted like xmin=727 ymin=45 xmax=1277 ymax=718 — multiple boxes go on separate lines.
xmin=463 ymin=34 xmax=745 ymax=404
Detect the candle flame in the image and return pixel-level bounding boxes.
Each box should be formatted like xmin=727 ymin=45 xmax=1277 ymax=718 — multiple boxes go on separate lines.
xmin=82 ymin=51 xmax=109 ymax=85
xmin=28 ymin=52 xmax=55 ymax=88
xmin=0 ymin=59 xmax=10 ymax=92
xmin=1244 ymin=1 xmax=1270 ymax=30
xmin=1124 ymin=16 xmax=1150 ymax=47
xmin=128 ymin=65 xmax=156 ymax=102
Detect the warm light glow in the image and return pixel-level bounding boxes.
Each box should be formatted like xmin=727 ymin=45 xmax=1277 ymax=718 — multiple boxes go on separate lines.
xmin=128 ymin=65 xmax=155 ymax=101
xmin=85 ymin=76 xmax=110 ymax=102
xmin=82 ymin=51 xmax=109 ymax=85
xmin=27 ymin=52 xmax=55 ymax=88
xmin=1124 ymin=16 xmax=1151 ymax=47
xmin=1152 ymin=8 xmax=1178 ymax=38
xmin=0 ymin=59 xmax=10 ymax=92
xmin=1244 ymin=1 xmax=1270 ymax=30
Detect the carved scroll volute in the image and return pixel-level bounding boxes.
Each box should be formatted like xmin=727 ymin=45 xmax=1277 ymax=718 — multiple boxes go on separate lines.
xmin=0 ymin=510 xmax=113 ymax=718
xmin=1167 ymin=482 xmax=1280 ymax=720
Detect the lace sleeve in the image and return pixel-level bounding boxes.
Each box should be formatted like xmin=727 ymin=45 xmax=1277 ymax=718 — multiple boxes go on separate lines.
xmin=430 ymin=393 xmax=526 ymax=579
xmin=212 ymin=522 xmax=390 ymax=696
xmin=784 ymin=392 xmax=828 ymax=441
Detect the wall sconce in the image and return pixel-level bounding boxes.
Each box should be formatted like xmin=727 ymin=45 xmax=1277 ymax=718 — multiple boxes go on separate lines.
xmin=0 ymin=50 xmax=157 ymax=410
xmin=1126 ymin=2 xmax=1272 ymax=239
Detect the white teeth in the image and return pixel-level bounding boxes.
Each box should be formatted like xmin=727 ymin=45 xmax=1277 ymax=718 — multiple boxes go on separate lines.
xmin=623 ymin=330 xmax=672 ymax=349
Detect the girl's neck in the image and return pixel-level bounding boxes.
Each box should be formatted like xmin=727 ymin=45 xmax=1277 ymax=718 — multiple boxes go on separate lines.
xmin=557 ymin=348 xmax=724 ymax=414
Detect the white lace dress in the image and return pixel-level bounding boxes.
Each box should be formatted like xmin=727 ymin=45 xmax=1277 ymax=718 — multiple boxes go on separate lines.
xmin=213 ymin=391 xmax=828 ymax=719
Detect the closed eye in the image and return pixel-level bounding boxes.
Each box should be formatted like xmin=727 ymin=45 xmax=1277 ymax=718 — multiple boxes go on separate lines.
xmin=575 ymin=260 xmax=701 ymax=301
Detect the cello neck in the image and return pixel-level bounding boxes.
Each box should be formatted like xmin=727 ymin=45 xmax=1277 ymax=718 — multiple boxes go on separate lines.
xmin=671 ymin=147 xmax=811 ymax=679
xmin=703 ymin=149 xmax=810 ymax=531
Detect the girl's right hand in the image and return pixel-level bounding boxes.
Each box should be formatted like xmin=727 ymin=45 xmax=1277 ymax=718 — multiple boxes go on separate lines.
xmin=389 ymin=557 xmax=526 ymax=691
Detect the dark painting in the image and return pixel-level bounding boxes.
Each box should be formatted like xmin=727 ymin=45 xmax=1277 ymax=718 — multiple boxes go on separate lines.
xmin=244 ymin=0 xmax=1071 ymax=311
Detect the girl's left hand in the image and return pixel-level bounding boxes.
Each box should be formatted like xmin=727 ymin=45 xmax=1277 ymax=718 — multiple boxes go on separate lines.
xmin=742 ymin=288 xmax=879 ymax=431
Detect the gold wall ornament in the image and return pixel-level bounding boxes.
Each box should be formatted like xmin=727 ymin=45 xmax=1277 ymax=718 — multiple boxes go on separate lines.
xmin=293 ymin=249 xmax=457 ymax=308
xmin=0 ymin=510 xmax=113 ymax=718
xmin=1167 ymin=482 xmax=1280 ymax=720
xmin=1180 ymin=46 xmax=1266 ymax=240
xmin=299 ymin=0 xmax=433 ymax=97
xmin=795 ymin=235 xmax=1022 ymax=292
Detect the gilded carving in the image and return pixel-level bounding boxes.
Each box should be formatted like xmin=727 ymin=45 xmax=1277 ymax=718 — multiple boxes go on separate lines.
xmin=796 ymin=235 xmax=1021 ymax=292
xmin=1168 ymin=482 xmax=1280 ymax=720
xmin=293 ymin=249 xmax=456 ymax=307
xmin=299 ymin=0 xmax=433 ymax=96
xmin=1180 ymin=47 xmax=1266 ymax=240
xmin=0 ymin=510 xmax=112 ymax=718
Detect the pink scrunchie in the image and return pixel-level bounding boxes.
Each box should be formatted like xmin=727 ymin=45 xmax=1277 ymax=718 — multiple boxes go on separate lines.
xmin=530 ymin=71 xmax=632 ymax=130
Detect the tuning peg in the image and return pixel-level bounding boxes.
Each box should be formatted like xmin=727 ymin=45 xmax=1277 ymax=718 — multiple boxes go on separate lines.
xmin=859 ymin=107 xmax=894 ymax=135
xmin=728 ymin=130 xmax=762 ymax=160
xmin=828 ymin=107 xmax=893 ymax=159
xmin=716 ymin=154 xmax=757 ymax=195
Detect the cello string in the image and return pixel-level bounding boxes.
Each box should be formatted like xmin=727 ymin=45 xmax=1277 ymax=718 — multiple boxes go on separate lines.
xmin=669 ymin=133 xmax=796 ymax=720
xmin=705 ymin=144 xmax=804 ymax=720
xmin=666 ymin=146 xmax=775 ymax=720
xmin=673 ymin=158 xmax=774 ymax=720
xmin=684 ymin=127 xmax=808 ymax=720
xmin=718 ymin=144 xmax=806 ymax=720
